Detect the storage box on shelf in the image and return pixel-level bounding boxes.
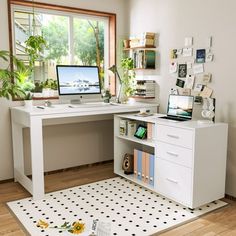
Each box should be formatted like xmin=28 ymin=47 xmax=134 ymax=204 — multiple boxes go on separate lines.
xmin=114 ymin=113 xmax=228 ymax=209
xmin=133 ymin=80 xmax=156 ymax=99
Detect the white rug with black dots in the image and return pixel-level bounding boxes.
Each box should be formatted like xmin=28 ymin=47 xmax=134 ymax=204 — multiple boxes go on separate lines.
xmin=8 ymin=177 xmax=227 ymax=236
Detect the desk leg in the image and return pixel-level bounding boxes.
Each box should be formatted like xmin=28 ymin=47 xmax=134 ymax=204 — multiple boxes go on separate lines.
xmin=30 ymin=117 xmax=45 ymax=200
xmin=11 ymin=122 xmax=24 ymax=182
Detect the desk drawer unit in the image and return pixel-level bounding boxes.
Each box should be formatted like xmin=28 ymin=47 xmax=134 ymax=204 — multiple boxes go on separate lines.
xmin=155 ymin=158 xmax=192 ymax=206
xmin=156 ymin=141 xmax=193 ymax=168
xmin=156 ymin=125 xmax=193 ymax=149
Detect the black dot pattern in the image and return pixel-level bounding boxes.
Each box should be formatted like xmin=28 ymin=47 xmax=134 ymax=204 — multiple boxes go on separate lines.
xmin=7 ymin=177 xmax=226 ymax=236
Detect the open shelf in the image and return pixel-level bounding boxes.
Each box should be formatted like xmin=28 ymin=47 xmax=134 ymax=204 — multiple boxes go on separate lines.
xmin=115 ymin=170 xmax=155 ymax=191
xmin=116 ymin=135 xmax=155 ymax=148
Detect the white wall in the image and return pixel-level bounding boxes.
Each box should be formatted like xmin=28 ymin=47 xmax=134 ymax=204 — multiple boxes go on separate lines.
xmin=0 ymin=0 xmax=128 ymax=180
xmin=128 ymin=0 xmax=236 ymax=196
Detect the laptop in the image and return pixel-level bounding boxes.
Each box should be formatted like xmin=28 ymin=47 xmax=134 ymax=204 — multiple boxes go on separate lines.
xmin=159 ymin=95 xmax=194 ymax=122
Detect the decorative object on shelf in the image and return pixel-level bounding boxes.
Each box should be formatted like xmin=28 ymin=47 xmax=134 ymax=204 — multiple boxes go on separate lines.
xmin=122 ymin=153 xmax=134 ymax=175
xmin=201 ymin=97 xmax=216 ymax=122
xmin=102 ymin=88 xmax=112 ymax=103
xmin=123 ymin=39 xmax=130 ymax=49
xmin=0 ymin=50 xmax=27 ymax=100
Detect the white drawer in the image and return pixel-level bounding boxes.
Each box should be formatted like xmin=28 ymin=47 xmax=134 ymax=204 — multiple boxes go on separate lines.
xmin=155 ymin=158 xmax=192 ymax=205
xmin=156 ymin=141 xmax=193 ymax=168
xmin=156 ymin=125 xmax=193 ymax=149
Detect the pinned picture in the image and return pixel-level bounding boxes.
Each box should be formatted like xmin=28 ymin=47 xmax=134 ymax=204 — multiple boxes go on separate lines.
xmin=194 ymin=83 xmax=204 ymax=92
xmin=170 ymin=88 xmax=178 ymax=95
xmin=185 ymin=75 xmax=195 ymax=89
xmin=178 ymin=64 xmax=187 ymax=78
xmin=202 ymin=73 xmax=212 ymax=84
xmin=206 ymin=53 xmax=214 ymax=62
xmin=182 ymin=88 xmax=191 ymax=96
xmin=196 ymin=49 xmax=206 ymax=63
xmin=170 ymin=49 xmax=178 ymax=59
xmin=169 ymin=62 xmax=178 ymax=74
xmin=193 ymin=63 xmax=204 ymax=74
xmin=176 ymin=78 xmax=185 ymax=88
xmin=183 ymin=48 xmax=193 ymax=57
xmin=200 ymin=86 xmax=213 ymax=98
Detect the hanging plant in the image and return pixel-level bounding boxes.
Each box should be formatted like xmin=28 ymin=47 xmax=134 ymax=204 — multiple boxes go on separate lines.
xmin=25 ymin=35 xmax=47 ymax=72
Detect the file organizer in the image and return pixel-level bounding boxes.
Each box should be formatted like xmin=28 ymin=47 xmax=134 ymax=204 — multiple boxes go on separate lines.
xmin=134 ymin=149 xmax=154 ymax=186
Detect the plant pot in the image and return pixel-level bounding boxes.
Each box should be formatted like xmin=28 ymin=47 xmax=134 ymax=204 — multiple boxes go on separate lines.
xmin=123 ymin=39 xmax=130 ymax=49
xmin=42 ymin=88 xmax=50 ymax=97
xmin=24 ymin=100 xmax=33 ymax=109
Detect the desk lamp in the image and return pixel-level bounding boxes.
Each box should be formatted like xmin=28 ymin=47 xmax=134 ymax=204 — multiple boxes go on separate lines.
xmin=108 ymin=65 xmax=122 ymax=103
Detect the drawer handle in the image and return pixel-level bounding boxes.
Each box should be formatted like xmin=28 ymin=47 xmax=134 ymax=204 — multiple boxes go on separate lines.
xmin=166 ymin=178 xmax=178 ymax=184
xmin=167 ymin=134 xmax=179 ymax=139
xmin=166 ymin=151 xmax=179 ymax=157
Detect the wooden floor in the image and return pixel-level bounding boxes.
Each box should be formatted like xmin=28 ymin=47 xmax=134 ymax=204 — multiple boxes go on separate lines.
xmin=0 ymin=162 xmax=236 ymax=236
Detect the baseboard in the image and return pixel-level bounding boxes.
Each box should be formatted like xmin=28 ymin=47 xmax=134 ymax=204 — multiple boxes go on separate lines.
xmin=225 ymin=194 xmax=236 ymax=201
xmin=0 ymin=160 xmax=114 ymax=184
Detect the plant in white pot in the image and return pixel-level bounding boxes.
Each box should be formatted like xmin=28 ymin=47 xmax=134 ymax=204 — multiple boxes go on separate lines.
xmin=21 ymin=80 xmax=35 ymax=108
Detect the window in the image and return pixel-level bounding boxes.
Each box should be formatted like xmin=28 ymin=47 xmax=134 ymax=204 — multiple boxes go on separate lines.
xmin=8 ymin=0 xmax=116 ymax=95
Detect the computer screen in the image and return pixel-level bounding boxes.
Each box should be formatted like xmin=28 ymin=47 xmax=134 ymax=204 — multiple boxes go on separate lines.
xmin=167 ymin=95 xmax=194 ymax=119
xmin=56 ymin=65 xmax=101 ymax=96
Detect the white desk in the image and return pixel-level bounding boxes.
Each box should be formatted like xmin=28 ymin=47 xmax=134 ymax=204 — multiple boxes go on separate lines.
xmin=11 ymin=102 xmax=158 ymax=200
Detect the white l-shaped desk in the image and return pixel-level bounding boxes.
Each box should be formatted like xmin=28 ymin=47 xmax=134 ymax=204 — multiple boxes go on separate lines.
xmin=11 ymin=102 xmax=158 ymax=200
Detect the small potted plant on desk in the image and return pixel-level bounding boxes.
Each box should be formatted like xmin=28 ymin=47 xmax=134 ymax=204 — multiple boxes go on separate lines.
xmin=21 ymin=80 xmax=35 ymax=108
xmin=102 ymin=88 xmax=112 ymax=103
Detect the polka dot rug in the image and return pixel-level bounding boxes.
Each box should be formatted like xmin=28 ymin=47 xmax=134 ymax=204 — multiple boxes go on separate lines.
xmin=7 ymin=177 xmax=227 ymax=236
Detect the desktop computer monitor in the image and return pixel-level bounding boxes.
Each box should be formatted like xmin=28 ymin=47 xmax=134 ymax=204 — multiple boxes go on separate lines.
xmin=56 ymin=65 xmax=102 ymax=103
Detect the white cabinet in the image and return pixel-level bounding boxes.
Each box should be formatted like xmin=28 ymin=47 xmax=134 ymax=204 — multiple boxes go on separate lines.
xmin=114 ymin=113 xmax=228 ymax=209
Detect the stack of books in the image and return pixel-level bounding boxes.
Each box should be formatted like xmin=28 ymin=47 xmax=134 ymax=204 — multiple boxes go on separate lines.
xmin=119 ymin=119 xmax=137 ymax=137
xmin=139 ymin=32 xmax=156 ymax=47
xmin=129 ymin=32 xmax=156 ymax=48
xmin=134 ymin=80 xmax=156 ymax=98
xmin=134 ymin=149 xmax=155 ymax=186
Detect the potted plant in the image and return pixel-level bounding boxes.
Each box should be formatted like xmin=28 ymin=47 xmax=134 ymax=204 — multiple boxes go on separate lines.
xmin=120 ymin=57 xmax=136 ymax=103
xmin=0 ymin=50 xmax=26 ymax=100
xmin=25 ymin=35 xmax=47 ymax=73
xmin=21 ymin=80 xmax=35 ymax=108
xmin=102 ymin=88 xmax=112 ymax=103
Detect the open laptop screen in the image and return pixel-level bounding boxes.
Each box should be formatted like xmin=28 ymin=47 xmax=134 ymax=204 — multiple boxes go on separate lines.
xmin=167 ymin=95 xmax=194 ymax=120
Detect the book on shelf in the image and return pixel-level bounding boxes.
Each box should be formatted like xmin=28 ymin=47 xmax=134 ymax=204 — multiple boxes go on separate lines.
xmin=119 ymin=119 xmax=127 ymax=136
xmin=132 ymin=50 xmax=156 ymax=69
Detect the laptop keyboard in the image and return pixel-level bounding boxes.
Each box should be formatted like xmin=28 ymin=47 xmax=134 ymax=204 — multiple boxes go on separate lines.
xmin=159 ymin=116 xmax=188 ymax=122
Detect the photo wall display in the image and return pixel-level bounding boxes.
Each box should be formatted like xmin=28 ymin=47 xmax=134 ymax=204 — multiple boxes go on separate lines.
xmin=169 ymin=36 xmax=214 ymax=100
